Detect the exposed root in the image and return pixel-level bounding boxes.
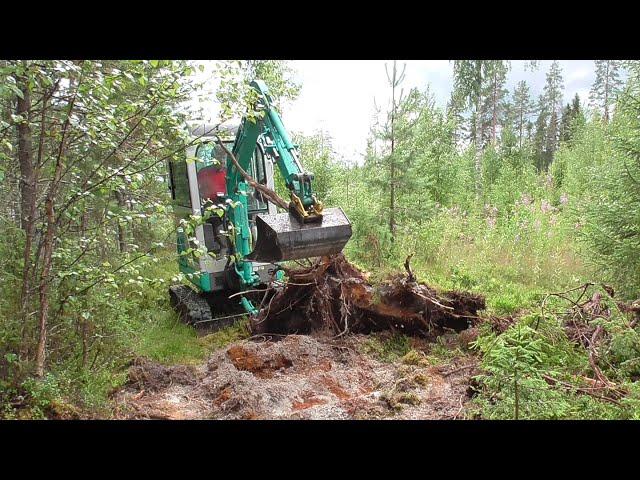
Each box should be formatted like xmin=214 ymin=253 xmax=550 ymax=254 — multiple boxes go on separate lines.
xmin=250 ymin=254 xmax=486 ymax=338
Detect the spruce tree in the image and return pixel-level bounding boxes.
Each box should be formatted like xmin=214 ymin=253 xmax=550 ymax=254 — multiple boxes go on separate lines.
xmin=560 ymin=93 xmax=584 ymax=143
xmin=589 ymin=60 xmax=623 ymax=122
xmin=446 ymin=90 xmax=467 ymax=146
xmin=539 ymin=61 xmax=565 ymax=167
xmin=542 ymin=61 xmax=564 ymax=116
xmin=543 ymin=110 xmax=559 ymax=170
xmin=533 ymin=95 xmax=548 ymax=171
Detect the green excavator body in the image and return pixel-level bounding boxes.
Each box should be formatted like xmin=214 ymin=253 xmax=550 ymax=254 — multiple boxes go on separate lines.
xmin=167 ymin=79 xmax=353 ymax=327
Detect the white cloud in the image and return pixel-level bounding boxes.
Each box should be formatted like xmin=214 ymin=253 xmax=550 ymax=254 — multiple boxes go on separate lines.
xmin=566 ymin=67 xmax=592 ymax=85
xmin=282 ymin=60 xmax=455 ymax=163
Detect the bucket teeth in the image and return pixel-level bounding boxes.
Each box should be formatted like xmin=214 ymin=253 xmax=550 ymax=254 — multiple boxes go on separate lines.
xmin=246 ymin=207 xmax=352 ymax=263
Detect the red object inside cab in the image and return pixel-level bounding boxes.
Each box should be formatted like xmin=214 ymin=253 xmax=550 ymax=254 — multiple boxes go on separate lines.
xmin=197 ymin=165 xmax=227 ymax=201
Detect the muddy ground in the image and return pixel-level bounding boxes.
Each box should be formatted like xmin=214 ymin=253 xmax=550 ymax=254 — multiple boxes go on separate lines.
xmin=113 ymin=331 xmax=480 ymax=420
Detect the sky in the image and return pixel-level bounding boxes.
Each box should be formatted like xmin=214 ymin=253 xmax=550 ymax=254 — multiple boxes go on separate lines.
xmin=279 ymin=60 xmax=597 ymax=162
xmin=193 ymin=60 xmax=598 ymax=163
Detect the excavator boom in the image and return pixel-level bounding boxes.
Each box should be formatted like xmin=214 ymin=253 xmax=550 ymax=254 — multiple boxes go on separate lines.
xmin=228 ymin=81 xmax=352 ymax=270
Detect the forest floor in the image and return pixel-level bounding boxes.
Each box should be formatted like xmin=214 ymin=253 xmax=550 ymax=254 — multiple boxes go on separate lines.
xmin=111 ymin=331 xmax=480 ymax=420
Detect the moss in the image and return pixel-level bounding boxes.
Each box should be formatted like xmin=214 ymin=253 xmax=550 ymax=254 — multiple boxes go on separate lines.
xmin=413 ymin=373 xmax=430 ymax=386
xmin=400 ymin=349 xmax=425 ymax=366
xmin=48 ymin=399 xmax=81 ymax=419
xmin=358 ymin=333 xmax=412 ymax=363
xmin=198 ymin=319 xmax=250 ymax=351
xmin=384 ymin=391 xmax=422 ymax=410
xmin=396 ymin=392 xmax=421 ymax=405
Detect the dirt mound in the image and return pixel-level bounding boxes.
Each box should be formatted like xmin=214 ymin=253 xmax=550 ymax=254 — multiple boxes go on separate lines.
xmin=200 ymin=335 xmax=376 ymax=419
xmin=115 ymin=334 xmax=478 ymax=420
xmin=251 ymin=254 xmax=486 ymax=337
xmin=127 ymin=358 xmax=201 ymax=392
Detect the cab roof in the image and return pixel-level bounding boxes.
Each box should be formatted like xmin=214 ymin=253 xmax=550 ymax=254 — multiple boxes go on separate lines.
xmin=188 ymin=122 xmax=239 ymax=139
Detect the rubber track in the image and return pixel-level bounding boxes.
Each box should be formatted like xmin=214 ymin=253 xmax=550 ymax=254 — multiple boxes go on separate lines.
xmin=168 ymin=284 xmax=214 ymax=325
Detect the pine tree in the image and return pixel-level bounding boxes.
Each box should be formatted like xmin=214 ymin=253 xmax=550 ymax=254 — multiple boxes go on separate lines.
xmin=481 ymin=61 xmax=510 ymax=146
xmin=589 ymin=60 xmax=623 ymax=122
xmin=452 ymin=60 xmax=510 ymax=195
xmin=511 ymin=81 xmax=535 ymax=149
xmin=453 ymin=60 xmax=485 ymax=196
xmin=366 ymin=61 xmax=425 ymax=240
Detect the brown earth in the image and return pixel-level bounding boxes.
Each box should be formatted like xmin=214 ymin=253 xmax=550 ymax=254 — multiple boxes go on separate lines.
xmin=113 ymin=333 xmax=479 ymax=420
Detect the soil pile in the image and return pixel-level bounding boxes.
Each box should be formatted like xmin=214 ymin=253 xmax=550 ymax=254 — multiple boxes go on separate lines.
xmin=115 ymin=334 xmax=478 ymax=420
xmin=251 ymin=254 xmax=486 ymax=337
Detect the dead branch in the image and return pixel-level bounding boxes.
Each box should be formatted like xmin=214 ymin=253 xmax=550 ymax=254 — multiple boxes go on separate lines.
xmin=215 ymin=138 xmax=289 ymax=210
xmin=588 ymin=325 xmax=611 ymax=387
xmin=542 ymin=374 xmax=622 ymax=406
xmin=404 ymin=253 xmax=416 ymax=282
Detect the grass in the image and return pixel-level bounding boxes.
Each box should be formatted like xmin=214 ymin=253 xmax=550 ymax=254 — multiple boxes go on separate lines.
xmin=386 ymin=208 xmax=592 ymax=317
xmin=198 ymin=320 xmax=250 ymax=350
xmin=134 ymin=310 xmax=207 ymax=365
xmin=134 ymin=309 xmax=251 ymax=365
xmin=125 ymin=254 xmax=251 ymax=365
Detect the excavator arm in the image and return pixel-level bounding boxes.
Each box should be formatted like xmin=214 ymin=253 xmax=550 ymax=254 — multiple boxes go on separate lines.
xmin=224 ymin=80 xmax=352 ymax=301
xmin=228 ymin=80 xmax=323 ymax=221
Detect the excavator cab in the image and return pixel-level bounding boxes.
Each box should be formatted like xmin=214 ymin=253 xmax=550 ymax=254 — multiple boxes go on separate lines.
xmin=168 ymin=123 xmax=279 ymax=294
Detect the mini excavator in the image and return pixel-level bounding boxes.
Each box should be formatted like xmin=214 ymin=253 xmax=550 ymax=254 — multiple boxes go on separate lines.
xmin=167 ymin=80 xmax=352 ymax=329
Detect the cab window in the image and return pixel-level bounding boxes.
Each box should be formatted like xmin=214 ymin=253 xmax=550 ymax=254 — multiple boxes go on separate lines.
xmin=169 ymin=159 xmax=191 ymax=207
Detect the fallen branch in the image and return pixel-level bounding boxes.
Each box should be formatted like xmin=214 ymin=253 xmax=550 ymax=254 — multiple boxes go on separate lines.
xmin=588 ymin=325 xmax=611 ymax=387
xmin=542 ymin=374 xmax=623 ymax=406
xmin=404 ymin=253 xmax=416 ymax=283
xmin=215 ymin=138 xmax=289 ymax=210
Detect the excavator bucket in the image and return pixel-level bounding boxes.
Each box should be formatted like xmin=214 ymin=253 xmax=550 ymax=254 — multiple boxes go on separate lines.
xmin=246 ymin=207 xmax=352 ymax=263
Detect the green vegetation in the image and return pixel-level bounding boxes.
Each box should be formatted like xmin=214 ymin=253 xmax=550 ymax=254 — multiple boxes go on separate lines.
xmin=298 ymin=60 xmax=640 ymax=419
xmin=359 ymin=332 xmax=412 ymax=363
xmin=1 ymin=59 xmax=639 ymax=419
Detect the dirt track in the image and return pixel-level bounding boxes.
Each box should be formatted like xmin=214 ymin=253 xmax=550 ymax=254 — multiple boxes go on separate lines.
xmin=113 ymin=333 xmax=479 ymax=420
